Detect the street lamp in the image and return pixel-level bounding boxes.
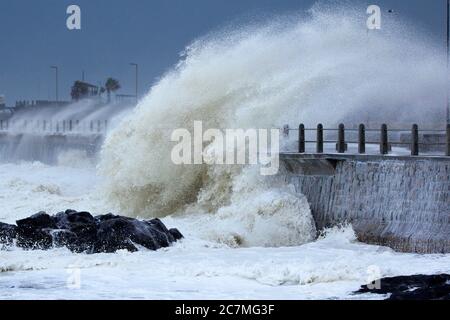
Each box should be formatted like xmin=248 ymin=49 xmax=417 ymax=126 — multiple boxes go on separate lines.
xmin=130 ymin=63 xmax=138 ymax=104
xmin=50 ymin=66 xmax=59 ymax=104
xmin=446 ymin=0 xmax=450 ymax=124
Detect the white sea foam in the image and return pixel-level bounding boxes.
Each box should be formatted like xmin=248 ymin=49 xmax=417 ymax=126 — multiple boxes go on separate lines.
xmin=56 ymin=150 xmax=95 ymax=168
xmin=0 ymin=162 xmax=110 ymax=224
xmin=1 ymin=218 xmax=450 ymax=300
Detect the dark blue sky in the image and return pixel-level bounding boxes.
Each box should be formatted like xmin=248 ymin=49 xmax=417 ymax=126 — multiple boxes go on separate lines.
xmin=0 ymin=0 xmax=448 ymax=105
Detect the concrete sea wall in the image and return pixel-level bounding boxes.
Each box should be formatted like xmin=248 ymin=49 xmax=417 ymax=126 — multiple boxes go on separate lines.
xmin=280 ymin=155 xmax=450 ymax=253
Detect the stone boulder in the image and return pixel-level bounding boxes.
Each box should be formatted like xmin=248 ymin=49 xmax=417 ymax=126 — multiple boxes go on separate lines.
xmin=355 ymin=274 xmax=450 ymax=300
xmin=0 ymin=210 xmax=183 ymax=254
xmin=0 ymin=222 xmax=17 ymax=246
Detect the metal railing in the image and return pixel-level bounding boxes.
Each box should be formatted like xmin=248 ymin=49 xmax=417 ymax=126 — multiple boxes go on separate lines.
xmin=282 ymin=123 xmax=450 ymax=157
xmin=0 ymin=119 xmax=108 ymax=135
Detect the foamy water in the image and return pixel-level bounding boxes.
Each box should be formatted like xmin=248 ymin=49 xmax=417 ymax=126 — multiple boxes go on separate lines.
xmin=1 ymin=162 xmax=450 ymax=300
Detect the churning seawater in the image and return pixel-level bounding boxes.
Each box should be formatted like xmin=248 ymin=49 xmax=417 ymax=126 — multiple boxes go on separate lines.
xmin=1 ymin=3 xmax=449 ymax=299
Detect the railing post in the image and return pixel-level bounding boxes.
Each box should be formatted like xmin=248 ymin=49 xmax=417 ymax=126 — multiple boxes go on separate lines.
xmin=317 ymin=124 xmax=324 ymax=153
xmin=411 ymin=124 xmax=419 ymax=156
xmin=298 ymin=124 xmax=305 ymax=153
xmin=380 ymin=124 xmax=388 ymax=155
xmin=104 ymin=120 xmax=108 ymax=133
xmin=358 ymin=124 xmax=365 ymax=154
xmin=282 ymin=125 xmax=290 ymax=138
xmin=90 ymin=121 xmax=94 ymax=132
xmin=97 ymin=120 xmax=101 ymax=133
xmin=446 ymin=124 xmax=450 ymax=157
xmin=337 ymin=123 xmax=345 ymax=153
xmin=69 ymin=120 xmax=73 ymax=132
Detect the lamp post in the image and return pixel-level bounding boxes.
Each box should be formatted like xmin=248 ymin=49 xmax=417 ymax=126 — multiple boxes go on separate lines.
xmin=446 ymin=0 xmax=449 ymax=124
xmin=130 ymin=63 xmax=138 ymax=104
xmin=50 ymin=66 xmax=59 ymax=104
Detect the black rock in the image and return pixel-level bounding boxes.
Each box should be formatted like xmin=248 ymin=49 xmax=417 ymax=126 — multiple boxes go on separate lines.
xmin=15 ymin=212 xmax=56 ymax=250
xmin=16 ymin=212 xmax=57 ymax=230
xmin=0 ymin=222 xmax=17 ymax=246
xmin=54 ymin=210 xmax=95 ymax=229
xmin=95 ymin=213 xmax=119 ymax=222
xmin=53 ymin=210 xmax=98 ymax=252
xmin=169 ymin=228 xmax=184 ymax=241
xmin=355 ymin=274 xmax=450 ymax=300
xmin=94 ymin=216 xmax=141 ymax=253
xmin=93 ymin=216 xmax=179 ymax=253
xmin=0 ymin=210 xmax=183 ymax=254
xmin=51 ymin=229 xmax=78 ymax=248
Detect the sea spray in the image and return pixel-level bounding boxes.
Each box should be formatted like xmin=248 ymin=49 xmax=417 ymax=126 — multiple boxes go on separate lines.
xmin=98 ymin=3 xmax=446 ymax=247
xmin=0 ymin=98 xmax=135 ymax=164
xmin=179 ymin=166 xmax=316 ymax=247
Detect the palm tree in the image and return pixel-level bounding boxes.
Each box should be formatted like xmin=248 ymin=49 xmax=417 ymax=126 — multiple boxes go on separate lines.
xmin=105 ymin=78 xmax=121 ymax=103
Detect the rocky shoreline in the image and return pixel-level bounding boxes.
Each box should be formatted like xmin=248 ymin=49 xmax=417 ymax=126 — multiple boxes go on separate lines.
xmin=355 ymin=274 xmax=450 ymax=300
xmin=0 ymin=210 xmax=183 ymax=253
